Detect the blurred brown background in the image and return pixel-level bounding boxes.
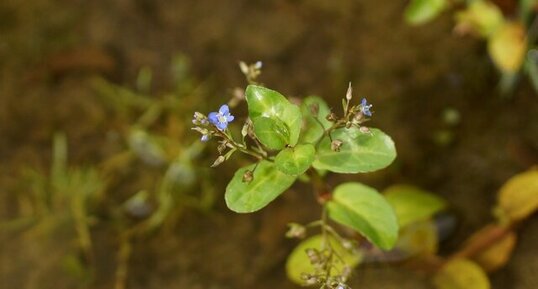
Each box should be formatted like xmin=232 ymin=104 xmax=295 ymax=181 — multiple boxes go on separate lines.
xmin=1 ymin=0 xmax=537 ymax=289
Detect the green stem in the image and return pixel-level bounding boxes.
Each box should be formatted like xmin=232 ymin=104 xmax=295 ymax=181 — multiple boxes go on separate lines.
xmin=213 ymin=127 xmax=269 ymax=161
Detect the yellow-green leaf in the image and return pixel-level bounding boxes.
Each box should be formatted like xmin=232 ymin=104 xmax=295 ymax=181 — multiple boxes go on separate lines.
xmin=396 ymin=220 xmax=439 ymax=257
xmin=285 ymin=235 xmax=361 ymax=285
xmin=455 ymin=1 xmax=504 ymax=37
xmin=473 ymin=230 xmax=517 ymax=272
xmin=497 ymin=168 xmax=538 ymax=222
xmin=433 ymin=258 xmax=490 ymax=289
xmin=488 ymin=22 xmax=528 ymax=73
xmin=384 ymin=185 xmax=447 ymax=228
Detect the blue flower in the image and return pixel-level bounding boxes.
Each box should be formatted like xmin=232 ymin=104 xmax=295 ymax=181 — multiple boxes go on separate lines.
xmin=208 ymin=104 xmax=234 ymax=131
xmin=360 ymin=98 xmax=373 ymax=117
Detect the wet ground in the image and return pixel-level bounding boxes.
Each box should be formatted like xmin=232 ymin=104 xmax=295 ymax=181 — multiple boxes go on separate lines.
xmin=1 ymin=1 xmax=537 ymax=289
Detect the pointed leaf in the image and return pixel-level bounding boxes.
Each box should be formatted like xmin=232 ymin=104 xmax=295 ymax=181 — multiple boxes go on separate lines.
xmin=383 ymin=185 xmax=447 ymax=228
xmin=313 ymin=127 xmax=396 ymax=174
xmin=275 ymin=144 xmax=316 ymax=175
xmin=286 ymin=234 xmax=361 ymax=285
xmin=327 ymin=182 xmax=399 ymax=250
xmin=252 ymin=117 xmax=290 ymax=150
xmin=225 ymin=160 xmax=296 ymax=213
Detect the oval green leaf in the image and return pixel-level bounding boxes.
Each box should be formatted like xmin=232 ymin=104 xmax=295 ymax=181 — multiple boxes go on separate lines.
xmin=225 ymin=160 xmax=296 ymax=213
xmin=313 ymin=127 xmax=396 ymax=174
xmin=327 ymin=182 xmax=399 ymax=250
xmin=433 ymin=258 xmax=490 ymax=289
xmin=252 ymin=117 xmax=290 ymax=150
xmin=246 ymin=85 xmax=302 ymax=146
xmin=299 ymin=96 xmax=332 ymax=144
xmin=404 ymin=0 xmax=448 ymax=25
xmin=383 ymin=184 xmax=447 ymax=228
xmin=275 ymin=144 xmax=316 ymax=175
xmin=286 ymin=234 xmax=361 ymax=285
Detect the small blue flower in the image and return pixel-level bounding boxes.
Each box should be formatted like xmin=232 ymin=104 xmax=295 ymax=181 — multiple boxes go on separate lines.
xmin=208 ymin=104 xmax=234 ymax=131
xmin=360 ymin=98 xmax=373 ymax=117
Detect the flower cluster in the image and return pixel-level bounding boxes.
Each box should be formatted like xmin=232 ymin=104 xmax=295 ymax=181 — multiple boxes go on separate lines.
xmin=192 ymin=104 xmax=235 ymax=142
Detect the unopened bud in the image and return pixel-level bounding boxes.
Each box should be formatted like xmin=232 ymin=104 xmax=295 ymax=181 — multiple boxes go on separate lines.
xmin=285 ymin=223 xmax=306 ymax=239
xmin=331 ymin=139 xmax=343 ymax=152
xmin=239 ymin=61 xmax=249 ymax=74
xmin=217 ymin=142 xmax=228 ymax=154
xmin=359 ymin=126 xmax=371 ymax=134
xmin=242 ymin=170 xmax=254 ymax=183
xmin=211 ymin=155 xmax=226 ymax=167
xmin=300 ymin=273 xmax=318 ymax=285
xmin=345 ymin=82 xmax=353 ymax=101
xmin=241 ymin=121 xmax=250 ymax=138
xmin=305 ymin=248 xmax=321 ymax=264
xmin=326 ymin=112 xmax=338 ymax=122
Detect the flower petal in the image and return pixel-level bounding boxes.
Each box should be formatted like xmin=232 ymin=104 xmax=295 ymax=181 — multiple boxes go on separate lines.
xmin=216 ymin=122 xmax=227 ymax=131
xmin=226 ymin=115 xmax=234 ymax=122
xmin=208 ymin=112 xmax=219 ymax=125
xmin=219 ymin=104 xmax=229 ymax=114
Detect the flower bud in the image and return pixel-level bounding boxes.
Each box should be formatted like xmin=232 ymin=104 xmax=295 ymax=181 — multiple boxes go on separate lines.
xmin=242 ymin=170 xmax=254 ymax=183
xmin=210 ymin=155 xmax=225 ymax=167
xmin=345 ymin=82 xmax=353 ymax=101
xmin=285 ymin=223 xmax=306 ymax=239
xmin=331 ymin=139 xmax=343 ymax=152
xmin=326 ymin=112 xmax=338 ymax=122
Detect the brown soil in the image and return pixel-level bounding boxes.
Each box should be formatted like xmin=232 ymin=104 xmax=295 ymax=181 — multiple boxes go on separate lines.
xmin=1 ymin=1 xmax=537 ymax=289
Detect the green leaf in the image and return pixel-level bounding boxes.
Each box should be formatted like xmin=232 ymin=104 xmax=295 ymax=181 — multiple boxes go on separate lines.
xmin=433 ymin=258 xmax=490 ymax=289
xmin=299 ymin=96 xmax=332 ymax=144
xmin=383 ymin=185 xmax=447 ymax=228
xmin=275 ymin=144 xmax=316 ymax=175
xmin=246 ymin=85 xmax=302 ymax=147
xmin=312 ymin=127 xmax=396 ymax=174
xmin=327 ymin=182 xmax=399 ymax=250
xmin=252 ymin=117 xmax=290 ymax=150
xmin=286 ymin=234 xmax=361 ymax=285
xmin=225 ymin=160 xmax=296 ymax=213
xmin=404 ymin=0 xmax=448 ymax=25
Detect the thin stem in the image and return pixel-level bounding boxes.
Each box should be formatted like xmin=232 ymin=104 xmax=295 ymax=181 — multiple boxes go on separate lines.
xmin=212 ymin=126 xmax=269 ymax=161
